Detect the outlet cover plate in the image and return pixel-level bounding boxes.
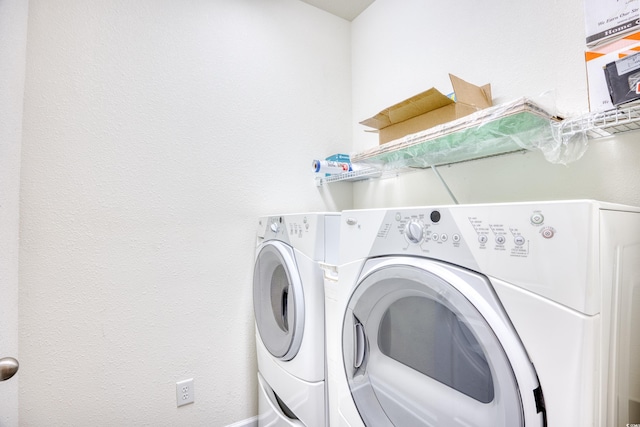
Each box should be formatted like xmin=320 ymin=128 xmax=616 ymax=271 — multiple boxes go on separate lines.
xmin=176 ymin=378 xmax=194 ymax=407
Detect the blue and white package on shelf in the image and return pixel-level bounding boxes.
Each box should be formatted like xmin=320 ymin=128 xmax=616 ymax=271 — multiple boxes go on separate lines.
xmin=312 ymin=160 xmax=351 ymax=175
xmin=312 ymin=154 xmax=353 ymax=175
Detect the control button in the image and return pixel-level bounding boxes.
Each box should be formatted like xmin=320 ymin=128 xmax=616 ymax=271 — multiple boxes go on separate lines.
xmin=270 ymin=223 xmax=280 ymax=233
xmin=440 ymin=234 xmax=448 ymax=242
xmin=496 ymin=235 xmax=506 ymax=245
xmin=405 ymin=220 xmax=424 ymax=244
xmin=431 ymin=233 xmax=439 ymax=242
xmin=514 ymin=235 xmax=526 ymax=246
xmin=430 ymin=211 xmax=441 ymax=223
xmin=452 ymin=234 xmax=461 ymax=243
xmin=305 ymin=222 xmax=310 ymax=230
xmin=478 ymin=235 xmax=488 ymax=244
xmin=541 ymin=228 xmax=554 ymax=239
xmin=346 ymin=217 xmax=358 ymax=226
xmin=531 ymin=213 xmax=544 ymax=225
xmin=395 ymin=212 xmax=402 ymax=221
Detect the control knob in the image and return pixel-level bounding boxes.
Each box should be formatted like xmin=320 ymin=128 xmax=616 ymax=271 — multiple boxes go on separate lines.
xmin=405 ymin=220 xmax=424 ymax=244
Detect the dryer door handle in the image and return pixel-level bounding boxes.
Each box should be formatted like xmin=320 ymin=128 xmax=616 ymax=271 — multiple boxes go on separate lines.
xmin=354 ymin=320 xmax=367 ymax=369
xmin=281 ymin=287 xmax=289 ymax=331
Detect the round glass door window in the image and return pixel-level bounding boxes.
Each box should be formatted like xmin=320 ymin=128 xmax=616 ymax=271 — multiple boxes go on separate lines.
xmin=254 ymin=241 xmax=304 ymax=361
xmin=342 ymin=260 xmax=541 ymax=426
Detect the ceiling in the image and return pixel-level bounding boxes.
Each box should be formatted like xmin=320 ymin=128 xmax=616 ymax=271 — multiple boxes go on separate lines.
xmin=298 ymin=0 xmax=376 ymax=21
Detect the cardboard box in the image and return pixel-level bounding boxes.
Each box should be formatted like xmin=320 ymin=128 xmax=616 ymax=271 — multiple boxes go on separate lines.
xmin=585 ymin=31 xmax=640 ymax=111
xmin=360 ymin=74 xmax=492 ymax=145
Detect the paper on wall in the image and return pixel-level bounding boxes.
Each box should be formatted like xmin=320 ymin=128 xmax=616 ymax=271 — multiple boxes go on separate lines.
xmin=585 ymin=0 xmax=640 ymax=47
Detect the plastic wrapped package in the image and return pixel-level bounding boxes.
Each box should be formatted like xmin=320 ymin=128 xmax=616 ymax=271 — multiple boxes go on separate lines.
xmin=351 ymin=97 xmax=589 ymax=169
xmin=539 ymin=121 xmax=589 ymax=165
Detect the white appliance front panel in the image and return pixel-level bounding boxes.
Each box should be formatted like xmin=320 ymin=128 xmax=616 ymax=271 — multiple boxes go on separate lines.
xmin=331 ymin=200 xmax=640 ymax=427
xmin=258 ymin=372 xmax=306 ymax=427
xmin=490 ymin=276 xmax=599 ymax=426
xmin=257 ymin=342 xmax=325 ymax=427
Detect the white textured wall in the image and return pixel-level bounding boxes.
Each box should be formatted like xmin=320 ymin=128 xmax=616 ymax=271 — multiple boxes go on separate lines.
xmin=0 ymin=0 xmax=28 ymax=425
xmin=19 ymin=0 xmax=351 ymax=425
xmin=351 ymin=0 xmax=640 ymax=208
xmin=21 ymin=0 xmax=637 ymax=424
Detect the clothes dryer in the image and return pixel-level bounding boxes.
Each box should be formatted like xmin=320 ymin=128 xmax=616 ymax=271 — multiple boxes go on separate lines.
xmin=254 ymin=213 xmax=339 ymax=427
xmin=325 ymin=200 xmax=640 ymax=426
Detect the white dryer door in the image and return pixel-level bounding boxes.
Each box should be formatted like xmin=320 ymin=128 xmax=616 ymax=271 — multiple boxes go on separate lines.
xmin=342 ymin=257 xmax=545 ymax=427
xmin=254 ymin=241 xmax=305 ymax=361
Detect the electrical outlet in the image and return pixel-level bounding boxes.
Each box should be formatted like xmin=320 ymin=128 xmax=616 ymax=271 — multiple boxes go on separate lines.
xmin=176 ymin=378 xmax=194 ymax=407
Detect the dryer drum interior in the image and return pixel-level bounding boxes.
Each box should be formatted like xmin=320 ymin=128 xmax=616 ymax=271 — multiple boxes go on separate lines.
xmin=254 ymin=241 xmax=305 ymax=361
xmin=342 ymin=259 xmax=545 ymax=427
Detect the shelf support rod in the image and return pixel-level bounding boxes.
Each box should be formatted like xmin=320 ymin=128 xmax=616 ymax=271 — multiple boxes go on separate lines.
xmin=431 ymin=165 xmax=459 ymax=205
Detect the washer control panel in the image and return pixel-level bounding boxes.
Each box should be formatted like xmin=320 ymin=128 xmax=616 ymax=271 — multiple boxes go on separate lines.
xmin=367 ymin=208 xmax=476 ymax=268
xmin=257 ymin=213 xmax=340 ymax=262
xmin=354 ymin=203 xmax=577 ymax=270
xmin=341 ymin=201 xmax=606 ymax=315
xmin=259 ymin=214 xmax=316 ymax=242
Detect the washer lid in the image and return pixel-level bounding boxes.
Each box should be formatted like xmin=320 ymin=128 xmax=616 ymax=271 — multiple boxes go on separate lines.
xmin=342 ymin=257 xmax=545 ymax=427
xmin=253 ymin=241 xmax=305 ymax=360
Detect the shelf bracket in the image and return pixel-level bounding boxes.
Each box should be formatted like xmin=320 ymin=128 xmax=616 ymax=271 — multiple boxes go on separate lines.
xmin=431 ymin=165 xmax=459 ymax=205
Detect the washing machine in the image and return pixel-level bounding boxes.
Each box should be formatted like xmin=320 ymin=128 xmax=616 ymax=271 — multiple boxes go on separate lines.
xmin=254 ymin=213 xmax=340 ymax=427
xmin=325 ymin=200 xmax=640 ymax=426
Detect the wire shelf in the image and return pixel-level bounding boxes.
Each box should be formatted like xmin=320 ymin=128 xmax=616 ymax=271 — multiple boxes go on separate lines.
xmin=558 ymin=102 xmax=640 ymax=139
xmin=314 ymin=167 xmax=382 ymax=187
xmin=317 ymin=103 xmax=640 ymax=186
